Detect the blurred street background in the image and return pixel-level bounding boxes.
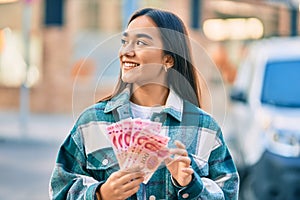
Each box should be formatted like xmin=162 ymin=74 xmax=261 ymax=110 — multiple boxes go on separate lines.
xmin=0 ymin=0 xmax=299 ymax=199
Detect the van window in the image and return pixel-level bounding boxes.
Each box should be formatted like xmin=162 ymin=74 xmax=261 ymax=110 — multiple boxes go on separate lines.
xmin=261 ymin=59 xmax=300 ymax=107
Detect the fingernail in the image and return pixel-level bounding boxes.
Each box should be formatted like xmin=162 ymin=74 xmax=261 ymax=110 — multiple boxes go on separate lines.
xmin=158 ymin=149 xmax=169 ymax=158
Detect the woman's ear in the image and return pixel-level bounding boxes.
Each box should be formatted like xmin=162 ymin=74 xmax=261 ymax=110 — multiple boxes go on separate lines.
xmin=163 ymin=54 xmax=174 ymax=69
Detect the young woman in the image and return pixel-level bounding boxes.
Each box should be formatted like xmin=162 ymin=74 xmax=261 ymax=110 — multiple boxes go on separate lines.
xmin=49 ymin=8 xmax=239 ymax=200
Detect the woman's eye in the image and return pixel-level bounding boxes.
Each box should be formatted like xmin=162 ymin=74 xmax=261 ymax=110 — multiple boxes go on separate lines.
xmin=121 ymin=39 xmax=128 ymax=45
xmin=137 ymin=40 xmax=147 ymax=46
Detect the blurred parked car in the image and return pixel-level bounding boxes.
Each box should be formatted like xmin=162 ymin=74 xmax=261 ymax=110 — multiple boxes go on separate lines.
xmin=227 ymin=37 xmax=300 ymax=200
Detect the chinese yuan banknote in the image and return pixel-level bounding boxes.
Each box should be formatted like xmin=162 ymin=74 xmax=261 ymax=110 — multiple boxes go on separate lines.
xmin=106 ymin=118 xmax=169 ymax=183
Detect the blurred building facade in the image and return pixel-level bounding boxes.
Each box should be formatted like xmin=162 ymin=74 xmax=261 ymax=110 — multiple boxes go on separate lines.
xmin=0 ymin=0 xmax=299 ymax=114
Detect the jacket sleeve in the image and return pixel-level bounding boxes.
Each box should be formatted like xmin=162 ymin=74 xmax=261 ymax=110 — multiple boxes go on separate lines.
xmin=171 ymin=129 xmax=240 ymax=200
xmin=49 ymin=130 xmax=103 ymax=200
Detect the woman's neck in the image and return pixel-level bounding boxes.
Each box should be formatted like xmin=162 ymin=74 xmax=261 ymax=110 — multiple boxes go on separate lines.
xmin=131 ymin=84 xmax=169 ymax=107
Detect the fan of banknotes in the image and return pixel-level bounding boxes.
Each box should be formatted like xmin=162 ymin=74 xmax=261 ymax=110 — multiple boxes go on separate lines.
xmin=106 ymin=118 xmax=170 ymax=183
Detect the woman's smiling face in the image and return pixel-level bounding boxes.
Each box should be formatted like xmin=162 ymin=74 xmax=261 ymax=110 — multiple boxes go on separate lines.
xmin=119 ymin=15 xmax=167 ymax=85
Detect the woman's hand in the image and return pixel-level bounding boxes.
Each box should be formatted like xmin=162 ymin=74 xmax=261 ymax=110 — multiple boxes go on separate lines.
xmin=98 ymin=166 xmax=144 ymax=200
xmin=165 ymin=140 xmax=194 ymax=187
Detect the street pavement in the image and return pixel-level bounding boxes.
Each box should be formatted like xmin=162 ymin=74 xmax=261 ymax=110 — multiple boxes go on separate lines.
xmin=0 ymin=140 xmax=60 ymax=200
xmin=0 ymin=111 xmax=74 ymax=200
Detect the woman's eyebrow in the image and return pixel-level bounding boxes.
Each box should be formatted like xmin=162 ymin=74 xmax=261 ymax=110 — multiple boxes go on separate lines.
xmin=122 ymin=32 xmax=153 ymax=40
xmin=136 ymin=33 xmax=153 ymax=40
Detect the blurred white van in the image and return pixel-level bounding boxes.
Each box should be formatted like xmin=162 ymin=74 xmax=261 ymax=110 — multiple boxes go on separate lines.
xmin=227 ymin=37 xmax=300 ymax=199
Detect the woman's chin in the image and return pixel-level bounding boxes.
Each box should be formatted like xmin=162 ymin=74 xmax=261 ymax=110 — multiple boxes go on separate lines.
xmin=121 ymin=73 xmax=137 ymax=83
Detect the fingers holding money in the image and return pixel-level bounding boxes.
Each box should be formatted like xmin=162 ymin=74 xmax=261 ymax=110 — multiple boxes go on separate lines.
xmin=100 ymin=167 xmax=145 ymax=200
xmin=165 ymin=140 xmax=194 ymax=187
xmin=166 ymin=140 xmax=189 ymax=164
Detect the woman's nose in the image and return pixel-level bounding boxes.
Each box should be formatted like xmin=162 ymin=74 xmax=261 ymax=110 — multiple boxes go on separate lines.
xmin=120 ymin=44 xmax=135 ymax=57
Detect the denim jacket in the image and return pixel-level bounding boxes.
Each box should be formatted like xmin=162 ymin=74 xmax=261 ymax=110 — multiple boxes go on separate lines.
xmin=49 ymin=87 xmax=239 ymax=200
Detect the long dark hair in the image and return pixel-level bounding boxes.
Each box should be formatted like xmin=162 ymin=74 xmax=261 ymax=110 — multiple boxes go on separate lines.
xmin=102 ymin=8 xmax=202 ymax=107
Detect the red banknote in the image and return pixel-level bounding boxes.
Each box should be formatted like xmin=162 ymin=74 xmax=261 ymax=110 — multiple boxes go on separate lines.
xmin=106 ymin=118 xmax=170 ymax=183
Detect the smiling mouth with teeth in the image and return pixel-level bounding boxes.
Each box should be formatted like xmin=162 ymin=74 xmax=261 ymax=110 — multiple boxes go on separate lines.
xmin=123 ymin=62 xmax=140 ymax=70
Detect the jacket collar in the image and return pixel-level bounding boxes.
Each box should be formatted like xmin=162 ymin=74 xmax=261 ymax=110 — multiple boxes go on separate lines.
xmin=104 ymin=86 xmax=131 ymax=114
xmin=163 ymin=89 xmax=183 ymax=121
xmin=104 ymin=85 xmax=183 ymax=122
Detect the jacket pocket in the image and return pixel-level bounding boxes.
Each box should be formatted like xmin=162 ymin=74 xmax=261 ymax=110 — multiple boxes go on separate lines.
xmin=86 ymin=147 xmax=119 ymax=181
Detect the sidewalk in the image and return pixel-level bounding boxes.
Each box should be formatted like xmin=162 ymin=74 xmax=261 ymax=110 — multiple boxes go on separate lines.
xmin=0 ymin=111 xmax=75 ymax=200
xmin=0 ymin=111 xmax=75 ymax=144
